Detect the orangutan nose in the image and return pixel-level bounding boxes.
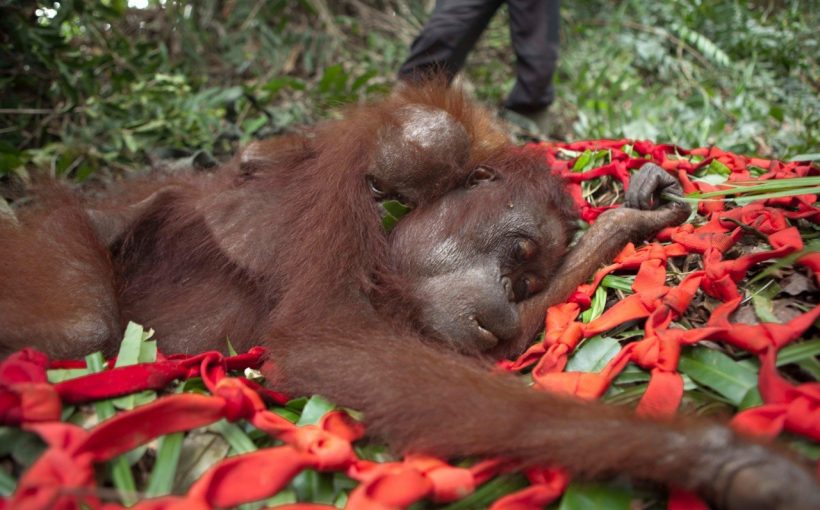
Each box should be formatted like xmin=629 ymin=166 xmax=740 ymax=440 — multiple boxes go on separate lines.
xmin=471 ymin=304 xmax=521 ymax=352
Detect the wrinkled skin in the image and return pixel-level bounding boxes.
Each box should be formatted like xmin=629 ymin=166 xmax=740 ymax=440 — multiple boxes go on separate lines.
xmin=390 ymin=161 xmax=691 ymax=358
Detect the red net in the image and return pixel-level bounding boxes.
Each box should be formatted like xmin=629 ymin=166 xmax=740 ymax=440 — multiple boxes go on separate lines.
xmin=0 ymin=140 xmax=817 ymax=510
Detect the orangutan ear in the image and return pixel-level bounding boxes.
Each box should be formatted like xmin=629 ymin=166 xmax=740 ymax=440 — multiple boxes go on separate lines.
xmin=239 ymin=135 xmax=314 ymax=177
xmin=86 ymin=189 xmax=176 ymax=247
xmin=465 ymin=166 xmax=498 ymax=188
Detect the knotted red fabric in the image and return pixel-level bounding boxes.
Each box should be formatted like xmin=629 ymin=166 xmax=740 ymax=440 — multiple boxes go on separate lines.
xmin=0 ymin=140 xmax=816 ymax=510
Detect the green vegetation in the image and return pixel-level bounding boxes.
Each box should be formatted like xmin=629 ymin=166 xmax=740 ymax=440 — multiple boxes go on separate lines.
xmin=1 ymin=0 xmax=817 ymax=184
xmin=1 ymin=2 xmax=817 ymax=508
xmin=544 ymin=1 xmax=818 ymax=156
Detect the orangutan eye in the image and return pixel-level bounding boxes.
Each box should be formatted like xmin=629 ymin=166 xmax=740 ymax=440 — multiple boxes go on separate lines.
xmin=367 ymin=175 xmax=387 ymax=199
xmin=514 ymin=238 xmax=538 ymax=262
xmin=513 ymin=274 xmax=545 ymax=301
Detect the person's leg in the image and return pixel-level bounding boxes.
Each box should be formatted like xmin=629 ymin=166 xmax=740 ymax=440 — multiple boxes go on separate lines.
xmin=505 ymin=0 xmax=560 ymax=113
xmin=399 ymin=0 xmax=505 ymax=83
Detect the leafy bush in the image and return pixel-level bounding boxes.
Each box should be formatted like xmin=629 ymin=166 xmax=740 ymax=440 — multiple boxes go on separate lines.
xmin=0 ymin=0 xmax=406 ymax=181
xmin=1 ymin=0 xmax=816 ymax=181
xmin=467 ymin=0 xmax=818 ymax=157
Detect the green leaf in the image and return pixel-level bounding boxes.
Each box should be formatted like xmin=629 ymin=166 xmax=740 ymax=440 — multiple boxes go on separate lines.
xmin=0 ymin=428 xmax=22 ymax=457
xmin=87 ymin=350 xmax=144 ymax=502
xmin=621 ymin=144 xmax=639 ymax=158
xmin=122 ymin=129 xmax=139 ymax=153
xmin=272 ymin=407 xmax=301 ymax=423
xmin=678 ymin=348 xmax=758 ymax=406
xmin=749 ymin=281 xmax=782 ymax=323
xmin=10 ymin=430 xmax=46 ymax=468
xmin=604 ymin=382 xmax=648 ymax=405
xmin=797 ymin=358 xmax=820 ymax=379
xmin=74 ymin=162 xmax=95 ymax=182
xmin=262 ymin=486 xmax=298 ymax=510
xmin=723 ymin=177 xmax=818 ymax=191
xmin=614 ymin=329 xmax=644 ymax=341
xmin=109 ymin=455 xmax=138 ymax=505
xmin=789 ymin=153 xmax=820 ymax=162
xmin=440 ymin=474 xmax=528 ymax=510
xmin=689 ymin=177 xmax=820 ymax=199
xmin=86 ymin=352 xmax=109 ymax=381
xmin=207 ymin=86 xmax=244 ymax=106
xmin=145 ymin=432 xmax=184 ymax=497
xmin=351 ymin=69 xmax=378 ymax=92
xmin=292 ymin=469 xmax=337 ymax=505
xmin=211 ymin=420 xmax=257 ymax=454
xmin=580 ymin=286 xmax=608 ymax=323
xmin=112 ymin=324 xmax=157 ymax=410
xmin=558 ymin=482 xmax=632 ymax=510
xmin=0 ymin=468 xmax=15 ymax=496
xmin=296 ymin=395 xmax=335 ymax=426
xmin=0 ymin=141 xmax=23 ymax=174
xmin=226 ymin=338 xmax=239 ymax=357
xmin=263 ymin=76 xmax=306 ymax=95
xmin=566 ymin=336 xmax=621 ymax=373
xmin=705 ymin=159 xmax=732 ymax=176
xmin=87 ymin=351 xmax=138 ymax=504
xmin=738 ymin=387 xmax=763 ymax=410
xmin=131 ymin=119 xmax=167 ymax=133
xmin=382 ymin=200 xmax=411 ymax=217
xmin=601 ymin=275 xmax=634 ymax=293
xmin=264 ymin=488 xmax=298 ymax=506
xmin=612 ymin=364 xmax=650 ymax=385
xmin=572 ymin=149 xmax=593 ymax=172
xmin=333 ymin=491 xmax=349 ymax=507
xmin=108 ymin=0 xmax=128 ymax=16
xmin=671 ymin=24 xmax=732 ymax=67
xmin=381 ymin=200 xmax=411 ymax=232
xmin=47 ymin=367 xmax=90 ymax=383
xmin=787 ymin=436 xmax=820 ymax=462
xmin=694 ymin=174 xmax=729 ymax=186
xmin=139 ymin=339 xmax=158 ymax=363
xmin=114 ymin=322 xmax=147 ymax=368
xmin=778 ymin=339 xmax=820 ymax=366
xmin=242 ymin=114 xmax=268 ymax=138
xmin=734 ymin=186 xmax=820 ymax=205
xmin=749 ymin=166 xmax=767 ymax=178
xmin=285 ymin=396 xmax=308 ymax=413
xmin=318 ymin=64 xmax=348 ymax=98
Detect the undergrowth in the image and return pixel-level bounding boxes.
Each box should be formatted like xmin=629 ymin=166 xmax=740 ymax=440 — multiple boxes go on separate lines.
xmin=0 ymin=0 xmax=817 ymax=185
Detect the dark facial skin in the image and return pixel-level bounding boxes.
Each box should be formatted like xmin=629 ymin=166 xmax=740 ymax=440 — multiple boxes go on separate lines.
xmin=389 ymin=164 xmax=571 ymax=355
xmin=390 ymin=160 xmax=691 ymax=360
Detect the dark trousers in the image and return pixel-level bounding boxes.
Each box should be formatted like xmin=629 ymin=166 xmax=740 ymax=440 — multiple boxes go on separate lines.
xmin=398 ymin=0 xmax=561 ymax=113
